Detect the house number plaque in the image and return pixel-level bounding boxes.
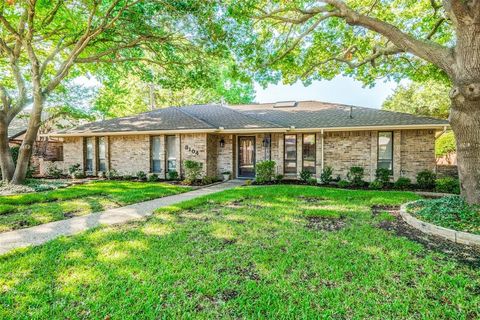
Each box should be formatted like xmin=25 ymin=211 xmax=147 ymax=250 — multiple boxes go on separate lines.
xmin=184 ymin=145 xmax=200 ymax=156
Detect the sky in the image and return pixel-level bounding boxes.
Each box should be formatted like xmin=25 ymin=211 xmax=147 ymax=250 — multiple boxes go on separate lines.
xmin=254 ymin=76 xmax=399 ymax=109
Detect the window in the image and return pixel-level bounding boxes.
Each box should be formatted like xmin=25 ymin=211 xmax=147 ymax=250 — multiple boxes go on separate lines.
xmin=151 ymin=136 xmax=161 ymax=173
xmin=284 ymin=134 xmax=297 ymax=174
xmin=97 ymin=137 xmax=106 ymax=172
xmin=378 ymin=132 xmax=393 ymax=171
xmin=302 ymin=134 xmax=316 ymax=174
xmin=166 ymin=135 xmax=177 ymax=173
xmin=85 ymin=137 xmax=94 ymax=172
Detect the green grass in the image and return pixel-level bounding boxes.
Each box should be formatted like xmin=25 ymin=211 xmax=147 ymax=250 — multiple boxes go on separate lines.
xmin=0 ymin=186 xmax=479 ymax=319
xmin=407 ymin=196 xmax=480 ymax=235
xmin=0 ymin=181 xmax=190 ymax=232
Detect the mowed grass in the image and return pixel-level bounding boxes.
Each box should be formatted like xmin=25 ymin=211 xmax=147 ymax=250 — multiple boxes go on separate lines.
xmin=0 ymin=186 xmax=479 ymax=319
xmin=0 ymin=181 xmax=190 ymax=232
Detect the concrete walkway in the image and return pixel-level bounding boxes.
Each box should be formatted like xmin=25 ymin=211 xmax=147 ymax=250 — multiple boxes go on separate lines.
xmin=0 ymin=180 xmax=244 ymax=255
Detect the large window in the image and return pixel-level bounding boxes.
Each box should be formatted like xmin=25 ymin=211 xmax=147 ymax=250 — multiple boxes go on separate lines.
xmin=97 ymin=137 xmax=106 ymax=172
xmin=151 ymin=136 xmax=161 ymax=173
xmin=378 ymin=132 xmax=393 ymax=171
xmin=284 ymin=134 xmax=297 ymax=174
xmin=302 ymin=134 xmax=316 ymax=174
xmin=166 ymin=135 xmax=177 ymax=173
xmin=85 ymin=137 xmax=94 ymax=172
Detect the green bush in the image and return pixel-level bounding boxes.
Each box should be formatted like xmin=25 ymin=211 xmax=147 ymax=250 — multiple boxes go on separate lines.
xmin=347 ymin=166 xmax=365 ymax=187
xmin=202 ymin=176 xmax=218 ymax=185
xmin=338 ymin=180 xmax=350 ymax=188
xmin=46 ymin=164 xmax=63 ymax=179
xmin=184 ymin=160 xmax=203 ymax=184
xmin=307 ymin=177 xmax=317 ymax=186
xmin=255 ymin=160 xmax=276 ymax=184
xmin=167 ymin=170 xmax=179 ymax=180
xmin=320 ymin=166 xmax=333 ymax=184
xmin=375 ymin=168 xmax=391 ymax=185
xmin=106 ymin=169 xmax=119 ymax=180
xmin=68 ymin=163 xmax=81 ymax=176
xmin=416 ymin=170 xmax=436 ymax=190
xmin=394 ymin=177 xmax=412 ymax=190
xmin=274 ymin=174 xmax=284 ymax=183
xmin=368 ymin=180 xmax=384 ymax=190
xmin=435 ymin=177 xmax=460 ymax=194
xmin=148 ymin=173 xmax=159 ymax=182
xmin=300 ymin=169 xmax=312 ymax=182
xmin=136 ymin=171 xmax=147 ymax=181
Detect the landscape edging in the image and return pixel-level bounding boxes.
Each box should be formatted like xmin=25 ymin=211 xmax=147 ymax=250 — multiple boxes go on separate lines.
xmin=399 ymin=201 xmax=480 ymax=247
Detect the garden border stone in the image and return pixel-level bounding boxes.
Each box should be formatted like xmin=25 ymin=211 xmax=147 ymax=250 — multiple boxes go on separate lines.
xmin=399 ymin=201 xmax=480 ymax=246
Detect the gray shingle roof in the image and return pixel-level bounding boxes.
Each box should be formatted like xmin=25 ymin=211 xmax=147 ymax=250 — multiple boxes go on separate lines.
xmin=8 ymin=117 xmax=28 ymax=139
xmin=57 ymin=100 xmax=448 ymax=135
xmin=57 ymin=107 xmax=214 ymax=134
xmin=230 ymin=101 xmax=448 ymax=128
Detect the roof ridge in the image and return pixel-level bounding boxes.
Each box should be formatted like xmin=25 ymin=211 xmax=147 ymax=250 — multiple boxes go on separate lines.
xmin=174 ymin=106 xmax=216 ymax=128
xmin=223 ymin=105 xmax=284 ymax=128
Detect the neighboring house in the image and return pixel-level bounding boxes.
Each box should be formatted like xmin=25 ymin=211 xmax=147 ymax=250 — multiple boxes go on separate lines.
xmin=8 ymin=114 xmax=64 ymax=175
xmin=51 ymin=101 xmax=449 ymax=182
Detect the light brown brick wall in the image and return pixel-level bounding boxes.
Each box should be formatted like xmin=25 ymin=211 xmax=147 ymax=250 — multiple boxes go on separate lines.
xmin=180 ymin=133 xmax=207 ymax=177
xmin=110 ymin=135 xmax=149 ymax=175
xmin=63 ymin=137 xmax=83 ymax=173
xmin=400 ymin=129 xmax=436 ymax=182
xmin=324 ymin=131 xmax=374 ymax=181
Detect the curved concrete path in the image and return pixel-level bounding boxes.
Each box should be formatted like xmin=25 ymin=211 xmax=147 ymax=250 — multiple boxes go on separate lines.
xmin=0 ymin=180 xmax=244 ymax=256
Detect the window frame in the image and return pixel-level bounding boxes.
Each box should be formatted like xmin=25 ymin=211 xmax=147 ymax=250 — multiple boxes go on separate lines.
xmin=84 ymin=137 xmax=94 ymax=172
xmin=150 ymin=136 xmax=162 ymax=173
xmin=377 ymin=131 xmax=394 ymax=173
xmin=97 ymin=137 xmax=107 ymax=172
xmin=166 ymin=135 xmax=177 ymax=173
xmin=302 ymin=133 xmax=316 ymax=174
xmin=284 ymin=134 xmax=297 ymax=175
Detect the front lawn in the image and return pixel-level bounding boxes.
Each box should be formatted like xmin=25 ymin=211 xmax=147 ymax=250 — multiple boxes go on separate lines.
xmin=0 ymin=186 xmax=479 ymax=318
xmin=0 ymin=181 xmax=190 ymax=232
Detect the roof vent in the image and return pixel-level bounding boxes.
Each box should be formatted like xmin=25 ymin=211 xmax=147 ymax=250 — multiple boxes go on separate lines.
xmin=274 ymin=101 xmax=297 ymax=108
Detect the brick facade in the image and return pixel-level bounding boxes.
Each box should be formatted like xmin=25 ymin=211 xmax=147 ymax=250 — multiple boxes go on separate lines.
xmin=62 ymin=129 xmax=436 ymax=182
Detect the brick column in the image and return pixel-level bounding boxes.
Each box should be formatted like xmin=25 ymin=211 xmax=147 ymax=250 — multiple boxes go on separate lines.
xmin=316 ymin=132 xmax=322 ymax=179
xmin=296 ymin=133 xmax=302 ymax=178
xmin=393 ymin=130 xmax=402 ymax=181
xmin=370 ymin=131 xmax=378 ymax=182
xmin=277 ymin=134 xmax=284 ymax=175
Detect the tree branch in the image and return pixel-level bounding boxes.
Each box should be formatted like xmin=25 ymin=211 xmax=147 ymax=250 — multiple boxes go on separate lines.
xmin=426 ymin=18 xmax=446 ymax=40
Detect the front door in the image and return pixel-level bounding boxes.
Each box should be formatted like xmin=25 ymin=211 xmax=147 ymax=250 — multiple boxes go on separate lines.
xmin=238 ymin=136 xmax=256 ymax=178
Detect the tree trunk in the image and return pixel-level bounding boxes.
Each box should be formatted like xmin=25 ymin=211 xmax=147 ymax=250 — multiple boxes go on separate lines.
xmin=449 ymin=85 xmax=480 ymax=205
xmin=0 ymin=120 xmax=15 ymax=182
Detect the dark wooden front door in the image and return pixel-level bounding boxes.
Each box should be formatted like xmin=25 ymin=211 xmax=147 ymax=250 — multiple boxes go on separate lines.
xmin=238 ymin=136 xmax=255 ymax=178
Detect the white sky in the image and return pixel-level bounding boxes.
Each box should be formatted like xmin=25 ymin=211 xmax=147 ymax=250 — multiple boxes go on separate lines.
xmin=254 ymin=76 xmax=398 ymax=109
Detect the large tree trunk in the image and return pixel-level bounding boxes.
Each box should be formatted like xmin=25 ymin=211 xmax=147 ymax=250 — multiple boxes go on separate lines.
xmin=0 ymin=120 xmax=15 ymax=182
xmin=448 ymin=21 xmax=480 ymax=205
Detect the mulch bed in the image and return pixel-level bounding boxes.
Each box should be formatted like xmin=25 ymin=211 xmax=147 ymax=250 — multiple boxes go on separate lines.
xmin=372 ymin=205 xmax=480 ymax=268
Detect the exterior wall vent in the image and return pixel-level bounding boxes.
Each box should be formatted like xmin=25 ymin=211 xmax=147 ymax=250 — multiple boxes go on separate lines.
xmin=274 ymin=101 xmax=297 ymax=108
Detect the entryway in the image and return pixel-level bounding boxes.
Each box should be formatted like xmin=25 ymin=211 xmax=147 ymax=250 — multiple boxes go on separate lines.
xmin=238 ymin=136 xmax=256 ymax=178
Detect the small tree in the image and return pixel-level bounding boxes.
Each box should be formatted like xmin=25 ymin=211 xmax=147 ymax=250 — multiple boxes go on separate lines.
xmin=347 ymin=166 xmax=365 ymax=187
xmin=255 ymin=160 xmax=276 ymax=184
xmin=184 ymin=160 xmax=203 ymax=184
xmin=320 ymin=166 xmax=333 ymax=184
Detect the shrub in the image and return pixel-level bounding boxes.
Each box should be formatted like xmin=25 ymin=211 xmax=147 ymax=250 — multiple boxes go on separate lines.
xmin=394 ymin=177 xmax=412 ymax=190
xmin=375 ymin=168 xmax=391 ymax=185
xmin=106 ymin=169 xmax=119 ymax=180
xmin=136 ymin=171 xmax=147 ymax=181
xmin=274 ymin=174 xmax=284 ymax=183
xmin=148 ymin=173 xmax=159 ymax=182
xmin=338 ymin=180 xmax=350 ymax=188
xmin=167 ymin=170 xmax=179 ymax=180
xmin=369 ymin=180 xmax=384 ymax=190
xmin=347 ymin=166 xmax=365 ymax=187
xmin=307 ymin=177 xmax=317 ymax=186
xmin=416 ymin=170 xmax=436 ymax=190
xmin=300 ymin=169 xmax=312 ymax=182
xmin=320 ymin=166 xmax=333 ymax=184
xmin=435 ymin=177 xmax=460 ymax=194
xmin=202 ymin=176 xmax=218 ymax=185
xmin=68 ymin=164 xmax=82 ymax=178
xmin=184 ymin=160 xmax=203 ymax=184
xmin=245 ymin=179 xmax=252 ymax=186
xmin=46 ymin=165 xmax=63 ymax=179
xmin=255 ymin=160 xmax=276 ymax=184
